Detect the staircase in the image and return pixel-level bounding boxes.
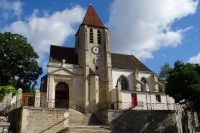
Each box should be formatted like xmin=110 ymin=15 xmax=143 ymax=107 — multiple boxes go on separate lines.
xmin=69 ymin=109 xmax=89 ymax=126
xmin=69 ymin=109 xmax=103 ymax=126
xmin=60 ymin=109 xmax=111 ymax=133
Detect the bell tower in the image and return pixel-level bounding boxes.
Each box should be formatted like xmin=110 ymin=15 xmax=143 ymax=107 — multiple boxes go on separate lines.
xmin=75 ymin=5 xmax=113 ymax=109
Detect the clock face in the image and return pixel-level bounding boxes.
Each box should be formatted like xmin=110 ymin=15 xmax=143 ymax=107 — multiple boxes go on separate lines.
xmin=92 ymin=46 xmax=99 ymax=54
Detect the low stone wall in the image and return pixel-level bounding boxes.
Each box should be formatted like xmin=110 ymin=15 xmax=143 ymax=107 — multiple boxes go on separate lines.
xmin=8 ymin=107 xmax=69 ymax=133
xmin=96 ymin=110 xmax=179 ymax=133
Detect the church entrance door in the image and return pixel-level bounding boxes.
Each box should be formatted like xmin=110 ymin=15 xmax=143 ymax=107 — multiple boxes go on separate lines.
xmin=55 ymin=82 xmax=69 ymax=108
xmin=131 ymin=93 xmax=137 ymax=108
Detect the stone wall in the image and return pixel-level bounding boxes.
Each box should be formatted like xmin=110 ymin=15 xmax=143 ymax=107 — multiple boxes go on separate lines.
xmin=0 ymin=88 xmax=22 ymax=111
xmin=96 ymin=110 xmax=179 ymax=133
xmin=8 ymin=107 xmax=68 ymax=133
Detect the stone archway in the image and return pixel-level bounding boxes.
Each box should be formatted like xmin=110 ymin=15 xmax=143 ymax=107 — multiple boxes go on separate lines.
xmin=55 ymin=82 xmax=69 ymax=108
xmin=117 ymin=75 xmax=129 ymax=91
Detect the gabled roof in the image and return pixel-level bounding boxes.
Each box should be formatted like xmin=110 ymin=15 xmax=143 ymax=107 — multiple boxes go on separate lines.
xmin=49 ymin=45 xmax=78 ymax=65
xmin=49 ymin=45 xmax=151 ymax=72
xmin=81 ymin=5 xmax=106 ymax=28
xmin=111 ymin=53 xmax=152 ymax=72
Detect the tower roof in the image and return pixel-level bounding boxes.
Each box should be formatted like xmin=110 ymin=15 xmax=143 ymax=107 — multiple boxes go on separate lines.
xmin=82 ymin=5 xmax=106 ymax=28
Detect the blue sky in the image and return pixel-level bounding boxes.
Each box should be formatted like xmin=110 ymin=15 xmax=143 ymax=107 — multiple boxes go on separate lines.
xmin=0 ymin=0 xmax=200 ymax=88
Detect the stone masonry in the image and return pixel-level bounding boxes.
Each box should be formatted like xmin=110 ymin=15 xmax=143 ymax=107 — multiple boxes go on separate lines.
xmin=9 ymin=107 xmax=68 ymax=133
xmin=96 ymin=110 xmax=179 ymax=133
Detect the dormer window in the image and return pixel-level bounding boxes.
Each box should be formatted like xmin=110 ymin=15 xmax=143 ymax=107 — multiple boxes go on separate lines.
xmin=89 ymin=29 xmax=93 ymax=43
xmin=97 ymin=30 xmax=101 ymax=44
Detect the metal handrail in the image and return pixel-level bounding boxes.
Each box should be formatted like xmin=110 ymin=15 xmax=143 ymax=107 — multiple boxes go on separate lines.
xmin=0 ymin=97 xmax=179 ymax=115
xmin=104 ymin=101 xmax=178 ymax=111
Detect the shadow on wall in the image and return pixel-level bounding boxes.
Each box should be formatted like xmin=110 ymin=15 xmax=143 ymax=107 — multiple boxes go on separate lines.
xmin=88 ymin=113 xmax=105 ymax=125
xmin=110 ymin=110 xmax=178 ymax=133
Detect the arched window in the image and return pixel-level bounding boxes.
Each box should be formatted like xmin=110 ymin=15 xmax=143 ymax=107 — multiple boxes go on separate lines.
xmin=141 ymin=77 xmax=147 ymax=91
xmin=89 ymin=29 xmax=93 ymax=43
xmin=97 ymin=30 xmax=101 ymax=44
xmin=56 ymin=82 xmax=69 ymax=89
xmin=117 ymin=76 xmax=129 ymax=90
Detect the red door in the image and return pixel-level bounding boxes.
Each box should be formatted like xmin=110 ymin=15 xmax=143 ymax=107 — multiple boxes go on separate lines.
xmin=55 ymin=82 xmax=69 ymax=108
xmin=55 ymin=88 xmax=69 ymax=108
xmin=131 ymin=93 xmax=137 ymax=108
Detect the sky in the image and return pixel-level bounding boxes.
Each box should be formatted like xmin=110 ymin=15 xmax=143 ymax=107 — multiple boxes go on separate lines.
xmin=0 ymin=0 xmax=200 ymax=88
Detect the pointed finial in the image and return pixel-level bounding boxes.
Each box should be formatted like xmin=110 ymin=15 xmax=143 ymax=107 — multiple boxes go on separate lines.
xmin=89 ymin=3 xmax=92 ymax=6
xmin=62 ymin=59 xmax=66 ymax=64
xmin=61 ymin=59 xmax=66 ymax=68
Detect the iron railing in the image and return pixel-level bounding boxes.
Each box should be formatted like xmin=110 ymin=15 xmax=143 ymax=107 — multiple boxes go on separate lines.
xmin=0 ymin=97 xmax=179 ymax=115
xmin=111 ymin=102 xmax=177 ymax=110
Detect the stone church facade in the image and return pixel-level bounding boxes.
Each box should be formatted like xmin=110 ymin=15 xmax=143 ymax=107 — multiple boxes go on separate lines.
xmin=40 ymin=5 xmax=175 ymax=112
xmin=2 ymin=5 xmax=189 ymax=133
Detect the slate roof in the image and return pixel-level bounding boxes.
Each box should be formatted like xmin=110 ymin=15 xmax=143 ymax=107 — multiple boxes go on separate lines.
xmin=49 ymin=45 xmax=78 ymax=65
xmin=49 ymin=45 xmax=151 ymax=72
xmin=111 ymin=53 xmax=151 ymax=72
xmin=81 ymin=5 xmax=106 ymax=28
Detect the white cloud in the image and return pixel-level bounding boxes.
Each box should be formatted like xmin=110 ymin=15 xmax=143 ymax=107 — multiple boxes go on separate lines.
xmin=3 ymin=5 xmax=85 ymax=63
xmin=189 ymin=53 xmax=200 ymax=64
xmin=0 ymin=0 xmax=22 ymax=19
xmin=108 ymin=0 xmax=198 ymax=60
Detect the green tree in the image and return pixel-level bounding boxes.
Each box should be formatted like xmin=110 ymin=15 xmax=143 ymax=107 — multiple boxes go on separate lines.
xmin=0 ymin=32 xmax=42 ymax=92
xmin=165 ymin=61 xmax=200 ymax=121
xmin=0 ymin=85 xmax=18 ymax=101
xmin=159 ymin=63 xmax=172 ymax=80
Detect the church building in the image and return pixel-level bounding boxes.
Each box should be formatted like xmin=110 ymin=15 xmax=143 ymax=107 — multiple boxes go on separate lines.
xmin=1 ymin=5 xmax=189 ymax=133
xmin=40 ymin=5 xmax=175 ymax=112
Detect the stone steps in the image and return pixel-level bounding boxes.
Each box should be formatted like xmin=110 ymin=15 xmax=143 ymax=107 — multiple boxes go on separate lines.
xmin=69 ymin=109 xmax=90 ymax=126
xmin=64 ymin=109 xmax=111 ymax=133
xmin=69 ymin=109 xmax=102 ymax=126
xmin=58 ymin=125 xmax=111 ymax=133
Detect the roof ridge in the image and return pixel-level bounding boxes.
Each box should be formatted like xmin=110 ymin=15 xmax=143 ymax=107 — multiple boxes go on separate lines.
xmin=111 ymin=52 xmax=131 ymax=56
xmin=51 ymin=45 xmax=75 ymax=49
